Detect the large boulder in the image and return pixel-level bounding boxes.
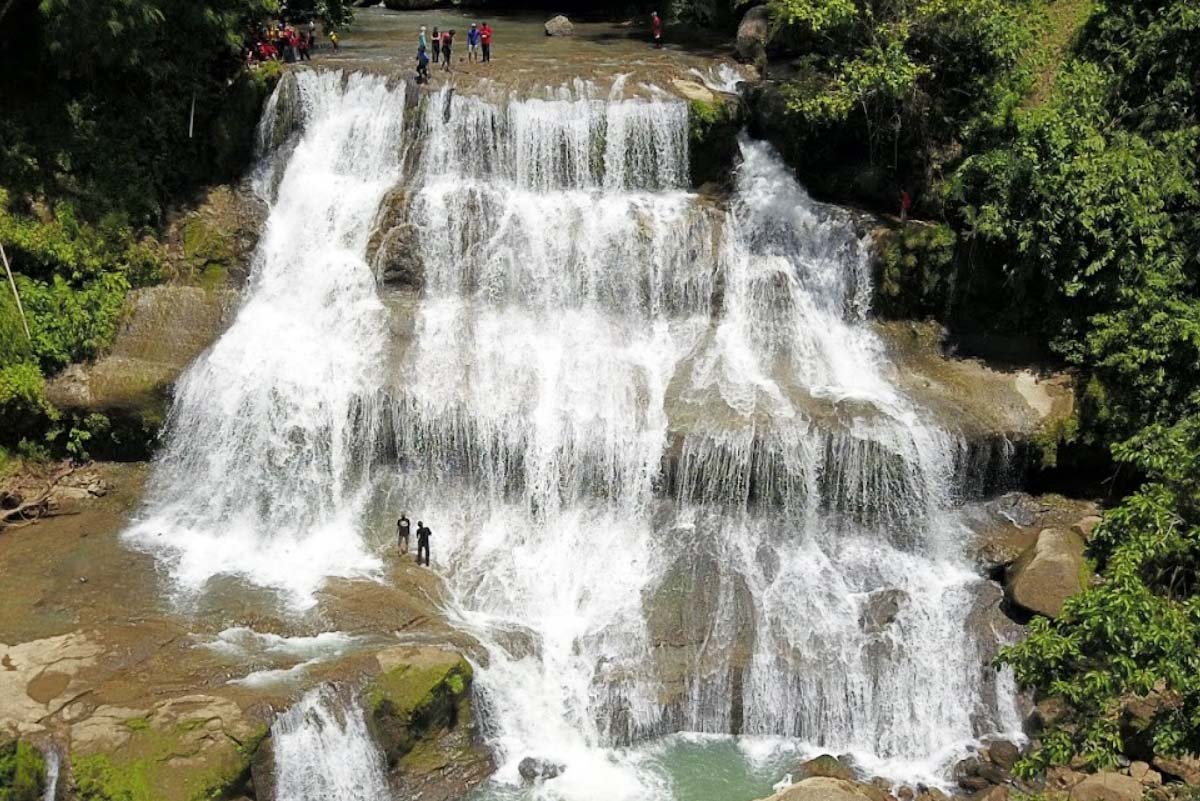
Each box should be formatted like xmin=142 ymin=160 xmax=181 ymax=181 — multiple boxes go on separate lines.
xmin=68 ymin=695 xmax=267 ymax=801
xmin=1067 ymin=772 xmax=1143 ymax=801
xmin=363 ymin=647 xmax=492 ymax=801
xmin=518 ymin=756 xmax=564 ymax=781
xmin=762 ymin=776 xmax=880 ymax=801
xmin=1152 ymin=753 xmax=1200 ymax=785
xmin=363 ymin=647 xmax=474 ymax=764
xmin=1005 ymin=527 xmax=1090 ymax=617
xmin=544 ymin=15 xmax=574 ymax=36
xmin=797 ymin=754 xmax=854 ymax=781
xmin=735 ymin=5 xmax=770 ymax=68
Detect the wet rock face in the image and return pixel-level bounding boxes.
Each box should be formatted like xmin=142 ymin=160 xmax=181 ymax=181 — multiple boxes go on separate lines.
xmin=796 ymin=754 xmax=855 ymax=782
xmin=858 ymin=589 xmax=907 ymax=634
xmin=544 ymin=15 xmax=574 ymax=36
xmin=518 ymin=756 xmax=565 ymax=781
xmin=1005 ymin=527 xmax=1090 ymax=618
xmin=735 ymin=5 xmax=770 ymax=69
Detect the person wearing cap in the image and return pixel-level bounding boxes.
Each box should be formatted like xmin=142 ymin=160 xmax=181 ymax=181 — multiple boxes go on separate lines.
xmin=467 ymin=22 xmax=480 ymax=62
xmin=419 ymin=25 xmax=428 ymax=53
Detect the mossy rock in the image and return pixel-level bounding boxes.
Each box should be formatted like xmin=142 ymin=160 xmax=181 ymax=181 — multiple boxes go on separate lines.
xmin=0 ymin=739 xmax=46 ymax=801
xmin=363 ymin=647 xmax=474 ymax=767
xmin=70 ymin=699 xmax=267 ymax=801
xmin=688 ymin=95 xmax=745 ymax=188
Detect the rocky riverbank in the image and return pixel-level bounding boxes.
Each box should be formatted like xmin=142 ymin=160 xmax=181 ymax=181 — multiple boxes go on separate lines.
xmin=0 ymin=463 xmax=488 ymax=801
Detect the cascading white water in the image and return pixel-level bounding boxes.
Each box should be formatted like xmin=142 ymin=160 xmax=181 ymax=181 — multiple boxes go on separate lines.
xmin=128 ymin=71 xmax=1022 ymax=800
xmin=271 ymin=686 xmax=391 ymax=801
xmin=125 ymin=71 xmax=407 ymax=605
xmin=385 ymin=87 xmax=1021 ymax=797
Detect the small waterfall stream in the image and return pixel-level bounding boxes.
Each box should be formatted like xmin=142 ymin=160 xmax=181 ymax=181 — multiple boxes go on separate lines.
xmin=130 ymin=71 xmax=1023 ymax=800
xmin=272 ymin=687 xmax=391 ymax=801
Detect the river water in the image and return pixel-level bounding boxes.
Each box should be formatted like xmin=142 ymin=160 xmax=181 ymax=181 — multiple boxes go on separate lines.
xmin=126 ymin=70 xmax=1023 ymax=800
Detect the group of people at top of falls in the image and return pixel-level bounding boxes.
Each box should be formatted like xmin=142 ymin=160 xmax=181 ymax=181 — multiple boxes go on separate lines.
xmin=413 ymin=11 xmax=663 ymax=83
xmin=415 ymin=21 xmax=493 ymax=82
xmin=396 ymin=513 xmax=434 ymax=567
xmin=244 ymin=18 xmax=337 ymax=66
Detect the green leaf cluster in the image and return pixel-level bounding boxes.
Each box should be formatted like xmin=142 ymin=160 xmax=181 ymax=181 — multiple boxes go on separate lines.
xmin=766 ymin=0 xmax=1036 ymax=204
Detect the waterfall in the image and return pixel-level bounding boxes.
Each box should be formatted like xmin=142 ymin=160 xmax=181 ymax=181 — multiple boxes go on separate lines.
xmin=130 ymin=72 xmax=1022 ymax=799
xmin=272 ymin=687 xmax=390 ymax=801
xmin=125 ymin=71 xmax=407 ymax=605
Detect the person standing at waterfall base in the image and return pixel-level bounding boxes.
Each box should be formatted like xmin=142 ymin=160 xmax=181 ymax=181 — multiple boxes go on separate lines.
xmin=416 ymin=522 xmax=432 ymax=567
xmin=431 ymin=26 xmax=440 ymax=63
xmin=650 ymin=11 xmax=663 ymax=47
xmin=397 ymin=513 xmax=412 ymax=555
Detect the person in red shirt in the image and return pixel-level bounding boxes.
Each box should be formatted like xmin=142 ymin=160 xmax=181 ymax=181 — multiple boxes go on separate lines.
xmin=651 ymin=11 xmax=662 ymax=47
xmin=480 ymin=22 xmax=493 ymax=63
xmin=900 ymin=189 xmax=913 ymax=223
xmin=440 ymin=29 xmax=454 ymax=71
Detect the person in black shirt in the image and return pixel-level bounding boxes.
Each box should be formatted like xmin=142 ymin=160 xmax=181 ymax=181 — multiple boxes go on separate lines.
xmin=416 ymin=521 xmax=432 ymax=567
xmin=397 ymin=513 xmax=411 ymax=555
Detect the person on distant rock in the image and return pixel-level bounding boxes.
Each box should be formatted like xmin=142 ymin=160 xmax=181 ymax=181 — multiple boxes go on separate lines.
xmin=397 ymin=513 xmax=412 ymax=555
xmin=480 ymin=21 xmax=492 ymax=63
xmin=899 ymin=189 xmax=913 ymax=223
xmin=467 ymin=22 xmax=480 ymax=63
xmin=650 ymin=11 xmax=663 ymax=47
xmin=416 ymin=521 xmax=432 ymax=567
xmin=441 ymin=29 xmax=454 ymax=70
xmin=431 ymin=26 xmax=440 ymax=63
xmin=329 ymin=30 xmax=340 ymax=52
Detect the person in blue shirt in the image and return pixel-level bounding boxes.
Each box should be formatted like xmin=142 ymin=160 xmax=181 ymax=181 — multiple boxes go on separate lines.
xmin=467 ymin=22 xmax=480 ymax=63
xmin=416 ymin=43 xmax=430 ymax=83
xmin=418 ymin=25 xmax=428 ymax=53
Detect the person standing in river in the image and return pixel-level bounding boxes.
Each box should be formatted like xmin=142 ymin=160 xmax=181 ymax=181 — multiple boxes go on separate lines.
xmin=397 ymin=512 xmax=412 ymax=555
xmin=430 ymin=26 xmax=440 ymax=63
xmin=650 ymin=11 xmax=663 ymax=47
xmin=416 ymin=521 xmax=432 ymax=567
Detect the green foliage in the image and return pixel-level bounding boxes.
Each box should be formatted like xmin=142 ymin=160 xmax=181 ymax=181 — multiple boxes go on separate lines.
xmin=0 ymin=739 xmax=46 ymax=801
xmin=18 ymin=272 xmax=130 ymax=373
xmin=873 ymin=222 xmax=956 ymax=319
xmin=0 ymin=363 xmax=58 ymax=448
xmin=0 ymin=0 xmax=281 ymax=222
xmin=1001 ymin=417 xmax=1200 ymax=771
xmin=765 ymin=0 xmax=1037 ymax=205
